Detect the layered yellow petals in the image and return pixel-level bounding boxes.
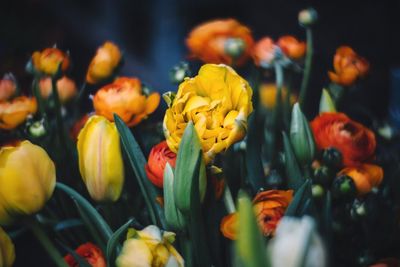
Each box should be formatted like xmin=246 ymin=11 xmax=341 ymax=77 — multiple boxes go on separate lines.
xmin=0 ymin=141 xmax=56 ymax=225
xmin=86 ymin=41 xmax=122 ymax=84
xmin=0 ymin=227 xmax=15 ymax=267
xmin=77 ymin=115 xmax=124 ymax=202
xmin=0 ymin=96 xmax=37 ymax=130
xmin=163 ymin=64 xmax=253 ymax=163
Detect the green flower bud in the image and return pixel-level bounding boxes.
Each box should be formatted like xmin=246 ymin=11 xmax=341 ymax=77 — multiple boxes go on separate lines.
xmin=332 ymin=175 xmax=356 ymax=199
xmin=312 ymin=184 xmax=325 ymax=199
xmin=319 ymin=89 xmax=336 ymax=114
xmin=28 ymin=120 xmax=47 ymax=138
xmin=169 ymin=62 xmax=191 ymax=84
xmin=322 ymin=147 xmax=343 ymax=170
xmin=298 ymin=8 xmax=318 ymax=27
xmin=224 ymin=38 xmax=246 ymax=59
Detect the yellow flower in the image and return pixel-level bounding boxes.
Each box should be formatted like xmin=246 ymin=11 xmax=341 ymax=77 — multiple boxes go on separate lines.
xmin=116 ymin=225 xmax=184 ymax=267
xmin=163 ymin=64 xmax=253 ymax=163
xmin=0 ymin=227 xmax=15 ymax=267
xmin=0 ymin=141 xmax=56 ymax=225
xmin=31 ymin=48 xmax=70 ymax=76
xmin=77 ymin=115 xmax=124 ymax=202
xmin=86 ymin=41 xmax=122 ymax=84
xmin=259 ymin=83 xmax=297 ymax=109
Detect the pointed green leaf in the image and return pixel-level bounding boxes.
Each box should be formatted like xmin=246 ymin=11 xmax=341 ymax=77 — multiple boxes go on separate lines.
xmin=319 ymin=89 xmax=336 ymax=113
xmin=285 ymin=179 xmax=312 ymax=216
xmin=282 ymin=132 xmax=304 ymax=191
xmin=106 ymin=218 xmax=134 ymax=267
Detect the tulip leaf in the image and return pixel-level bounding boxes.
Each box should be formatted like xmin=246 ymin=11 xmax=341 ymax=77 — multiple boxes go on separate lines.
xmin=319 ymin=89 xmax=336 ymax=113
xmin=114 ymin=114 xmax=166 ymax=229
xmin=236 ymin=191 xmax=269 ymax=267
xmin=285 ymin=179 xmax=312 ymax=217
xmin=106 ymin=218 xmax=134 ymax=267
xmin=282 ymin=131 xmax=304 ymax=191
xmin=53 ymin=219 xmax=84 ymax=232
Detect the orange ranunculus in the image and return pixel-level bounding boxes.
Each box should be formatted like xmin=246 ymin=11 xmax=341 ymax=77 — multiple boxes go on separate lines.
xmin=186 ymin=19 xmax=254 ymax=66
xmin=252 ymin=37 xmax=277 ymax=67
xmin=0 ymin=96 xmax=37 ymax=130
xmin=339 ymin=164 xmax=383 ymax=195
xmin=31 ymin=48 xmax=70 ymax=76
xmin=39 ymin=76 xmax=77 ymax=103
xmin=145 ymin=141 xmax=177 ymax=188
xmin=93 ymin=77 xmax=160 ymax=127
xmin=328 ymin=46 xmax=369 ymax=86
xmin=86 ymin=41 xmax=122 ymax=84
xmin=0 ymin=74 xmax=17 ymax=102
xmin=277 ymin=35 xmax=306 ymax=60
xmin=259 ymin=83 xmax=297 ymax=109
xmin=311 ymin=112 xmax=376 ymax=167
xmin=64 ymin=243 xmax=106 ymax=267
xmin=220 ymin=190 xmax=293 ymax=239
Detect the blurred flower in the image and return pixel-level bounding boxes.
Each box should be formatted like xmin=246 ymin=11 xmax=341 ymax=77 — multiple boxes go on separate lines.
xmin=145 ymin=141 xmax=177 ymax=188
xmin=369 ymin=258 xmax=400 ymax=267
xmin=186 ymin=19 xmax=254 ymax=66
xmin=311 ymin=112 xmax=376 ymax=167
xmin=0 ymin=96 xmax=37 ymax=130
xmin=94 ymin=77 xmax=160 ymax=127
xmin=116 ymin=225 xmax=184 ymax=267
xmin=268 ymin=216 xmax=326 ymax=267
xmin=86 ymin=41 xmax=122 ymax=84
xmin=70 ymin=113 xmax=91 ymax=141
xmin=220 ymin=190 xmax=293 ymax=239
xmin=39 ymin=76 xmax=77 ymax=103
xmin=0 ymin=227 xmax=15 ymax=267
xmin=252 ymin=37 xmax=277 ymax=67
xmin=259 ymin=83 xmax=297 ymax=109
xmin=339 ymin=164 xmax=383 ymax=195
xmin=163 ymin=64 xmax=253 ymax=164
xmin=169 ymin=62 xmax=191 ymax=85
xmin=64 ymin=242 xmax=106 ymax=267
xmin=298 ymin=8 xmax=318 ymax=27
xmin=328 ymin=46 xmax=369 ymax=86
xmin=0 ymin=74 xmax=17 ymax=102
xmin=28 ymin=119 xmax=47 ymax=138
xmin=0 ymin=140 xmax=55 ymax=225
xmin=332 ymin=175 xmax=356 ymax=199
xmin=277 ymin=36 xmax=306 ymax=60
xmin=77 ymin=115 xmax=124 ymax=202
xmin=31 ymin=48 xmax=70 ymax=76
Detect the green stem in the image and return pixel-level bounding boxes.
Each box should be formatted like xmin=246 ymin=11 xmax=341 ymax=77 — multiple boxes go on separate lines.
xmin=51 ymin=77 xmax=65 ymax=144
xmin=223 ymin=185 xmax=236 ymax=213
xmin=27 ymin=217 xmax=69 ymax=267
xmin=270 ymin=63 xmax=284 ymax=168
xmin=299 ymin=27 xmax=314 ymax=108
xmin=32 ymin=78 xmax=46 ymax=116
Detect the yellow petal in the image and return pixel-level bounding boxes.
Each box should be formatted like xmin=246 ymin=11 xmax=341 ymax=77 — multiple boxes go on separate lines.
xmin=0 ymin=227 xmax=15 ymax=267
xmin=116 ymin=239 xmax=153 ymax=267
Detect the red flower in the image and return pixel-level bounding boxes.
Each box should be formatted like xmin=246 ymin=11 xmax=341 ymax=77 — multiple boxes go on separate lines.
xmin=311 ymin=112 xmax=376 ymax=167
xmin=277 ymin=35 xmax=306 ymax=60
xmin=64 ymin=243 xmax=106 ymax=267
xmin=145 ymin=141 xmax=177 ymax=188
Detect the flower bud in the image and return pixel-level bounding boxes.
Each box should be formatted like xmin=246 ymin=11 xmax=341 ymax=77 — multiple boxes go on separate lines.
xmin=298 ymin=8 xmax=318 ymax=27
xmin=313 ymin=165 xmax=334 ymax=187
xmin=28 ymin=120 xmax=47 ymax=138
xmin=312 ymin=184 xmax=325 ymax=199
xmin=332 ymin=175 xmax=356 ymax=199
xmin=319 ymin=89 xmax=336 ymax=114
xmin=169 ymin=62 xmax=191 ymax=84
xmin=224 ymin=37 xmax=246 ymax=60
xmin=0 ymin=141 xmax=56 ymax=225
xmin=0 ymin=227 xmax=15 ymax=267
xmin=30 ymin=47 xmax=70 ymax=76
xmin=39 ymin=76 xmax=77 ymax=103
xmin=322 ymin=147 xmax=343 ymax=170
xmin=350 ymin=199 xmax=367 ymax=220
xmin=77 ymin=115 xmax=124 ymax=202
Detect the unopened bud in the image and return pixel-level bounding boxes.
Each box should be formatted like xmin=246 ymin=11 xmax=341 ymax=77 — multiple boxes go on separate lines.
xmin=312 ymin=184 xmax=324 ymax=199
xmin=298 ymin=8 xmax=318 ymax=27
xmin=322 ymin=147 xmax=343 ymax=170
xmin=224 ymin=38 xmax=246 ymax=59
xmin=332 ymin=175 xmax=356 ymax=199
xmin=28 ymin=120 xmax=47 ymax=138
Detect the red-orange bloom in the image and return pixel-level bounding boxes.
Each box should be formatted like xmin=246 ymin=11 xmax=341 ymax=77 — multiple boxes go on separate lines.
xmin=0 ymin=96 xmax=37 ymax=130
xmin=339 ymin=164 xmax=383 ymax=195
xmin=328 ymin=46 xmax=369 ymax=86
xmin=145 ymin=141 xmax=177 ymax=188
xmin=220 ymin=190 xmax=293 ymax=240
xmin=31 ymin=48 xmax=70 ymax=76
xmin=186 ymin=19 xmax=254 ymax=66
xmin=93 ymin=77 xmax=160 ymax=127
xmin=252 ymin=37 xmax=276 ymax=67
xmin=39 ymin=76 xmax=77 ymax=103
xmin=311 ymin=112 xmax=376 ymax=167
xmin=64 ymin=243 xmax=106 ymax=267
xmin=277 ymin=35 xmax=306 ymax=60
xmin=369 ymin=258 xmax=400 ymax=267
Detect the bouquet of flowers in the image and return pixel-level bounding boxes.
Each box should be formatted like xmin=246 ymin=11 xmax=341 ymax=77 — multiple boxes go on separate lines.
xmin=1 ymin=7 xmax=399 ymax=267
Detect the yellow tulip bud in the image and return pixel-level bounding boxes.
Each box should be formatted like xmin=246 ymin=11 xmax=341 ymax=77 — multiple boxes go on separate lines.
xmin=77 ymin=115 xmax=124 ymax=202
xmin=116 ymin=225 xmax=184 ymax=267
xmin=0 ymin=227 xmax=15 ymax=267
xmin=0 ymin=141 xmax=56 ymax=225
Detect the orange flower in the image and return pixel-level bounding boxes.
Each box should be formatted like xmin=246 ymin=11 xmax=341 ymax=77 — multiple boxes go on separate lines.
xmin=145 ymin=141 xmax=177 ymax=188
xmin=328 ymin=46 xmax=369 ymax=86
xmin=259 ymin=83 xmax=297 ymax=109
xmin=277 ymin=35 xmax=306 ymax=60
xmin=311 ymin=112 xmax=376 ymax=167
xmin=0 ymin=74 xmax=16 ymax=102
xmin=369 ymin=258 xmax=400 ymax=267
xmin=86 ymin=41 xmax=122 ymax=84
xmin=186 ymin=19 xmax=254 ymax=66
xmin=31 ymin=48 xmax=70 ymax=76
xmin=93 ymin=77 xmax=160 ymax=127
xmin=39 ymin=76 xmax=77 ymax=103
xmin=252 ymin=37 xmax=276 ymax=67
xmin=64 ymin=243 xmax=106 ymax=267
xmin=339 ymin=164 xmax=383 ymax=195
xmin=220 ymin=190 xmax=293 ymax=239
xmin=0 ymin=96 xmax=37 ymax=130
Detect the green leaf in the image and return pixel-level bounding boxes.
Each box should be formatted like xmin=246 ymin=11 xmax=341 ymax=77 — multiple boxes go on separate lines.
xmin=53 ymin=219 xmax=83 ymax=232
xmin=106 ymin=218 xmax=134 ymax=267
xmin=285 ymin=179 xmax=312 ymax=216
xmin=236 ymin=191 xmax=269 ymax=267
xmin=282 ymin=132 xmax=304 ymax=191
xmin=113 ymin=114 xmax=166 ymax=229
xmin=319 ymin=89 xmax=336 ymax=113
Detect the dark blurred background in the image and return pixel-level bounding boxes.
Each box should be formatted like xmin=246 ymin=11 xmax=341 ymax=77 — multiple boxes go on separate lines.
xmin=2 ymin=0 xmax=400 ymax=265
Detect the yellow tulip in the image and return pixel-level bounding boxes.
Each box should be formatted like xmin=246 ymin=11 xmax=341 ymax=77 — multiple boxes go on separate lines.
xmin=163 ymin=63 xmax=253 ymax=163
xmin=116 ymin=225 xmax=184 ymax=267
xmin=0 ymin=141 xmax=56 ymax=225
xmin=77 ymin=115 xmax=124 ymax=202
xmin=0 ymin=227 xmax=15 ymax=267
